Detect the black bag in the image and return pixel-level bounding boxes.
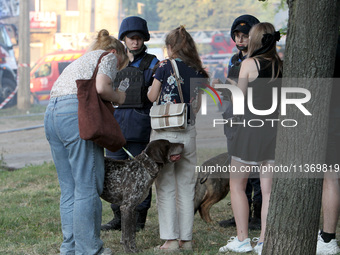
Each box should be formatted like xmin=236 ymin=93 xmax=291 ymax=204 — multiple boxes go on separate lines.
xmin=114 ymin=54 xmax=156 ymax=108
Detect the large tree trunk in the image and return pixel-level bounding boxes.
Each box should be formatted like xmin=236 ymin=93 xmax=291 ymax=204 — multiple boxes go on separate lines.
xmin=263 ymin=0 xmax=340 ymax=254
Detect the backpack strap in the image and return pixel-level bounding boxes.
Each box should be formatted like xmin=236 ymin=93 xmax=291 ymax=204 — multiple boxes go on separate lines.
xmin=138 ymin=54 xmax=156 ymax=71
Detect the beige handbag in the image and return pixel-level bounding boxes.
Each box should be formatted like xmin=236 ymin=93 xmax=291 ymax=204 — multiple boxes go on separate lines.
xmin=150 ymin=59 xmax=187 ymax=131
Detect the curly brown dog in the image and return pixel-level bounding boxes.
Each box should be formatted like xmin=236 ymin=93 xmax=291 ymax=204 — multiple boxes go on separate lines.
xmin=194 ymin=152 xmax=230 ymax=223
xmin=101 ymin=139 xmax=184 ymax=253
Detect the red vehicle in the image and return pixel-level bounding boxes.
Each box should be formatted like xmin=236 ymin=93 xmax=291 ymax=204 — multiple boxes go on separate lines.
xmin=210 ymin=33 xmax=235 ymax=55
xmin=30 ymin=49 xmax=86 ymax=102
xmin=201 ymin=33 xmax=236 ymax=81
xmin=0 ymin=22 xmax=18 ymax=108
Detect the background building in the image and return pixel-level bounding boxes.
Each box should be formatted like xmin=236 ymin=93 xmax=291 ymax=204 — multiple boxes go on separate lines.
xmin=0 ymin=0 xmax=121 ymax=66
xmin=29 ymin=0 xmax=120 ymax=66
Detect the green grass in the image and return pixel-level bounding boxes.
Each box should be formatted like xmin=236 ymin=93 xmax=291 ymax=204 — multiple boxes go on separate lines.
xmin=0 ymin=163 xmax=62 ymax=254
xmin=0 ymin=161 xmax=264 ymax=255
xmin=0 ymin=105 xmax=46 ymax=125
xmin=0 ymin=105 xmax=46 ymax=117
xmin=197 ymin=148 xmax=227 ymax=167
xmin=0 ymin=150 xmax=8 ymax=171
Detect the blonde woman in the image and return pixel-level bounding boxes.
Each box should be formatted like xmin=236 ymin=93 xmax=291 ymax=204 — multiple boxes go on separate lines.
xmin=219 ymin=22 xmax=283 ymax=254
xmin=44 ymin=29 xmax=128 ymax=255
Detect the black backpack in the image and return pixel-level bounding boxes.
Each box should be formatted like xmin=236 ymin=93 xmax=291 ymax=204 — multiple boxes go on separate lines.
xmin=114 ymin=54 xmax=156 ymax=108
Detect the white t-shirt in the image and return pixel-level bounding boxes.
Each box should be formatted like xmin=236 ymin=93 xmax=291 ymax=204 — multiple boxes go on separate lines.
xmin=50 ymin=50 xmax=117 ymax=98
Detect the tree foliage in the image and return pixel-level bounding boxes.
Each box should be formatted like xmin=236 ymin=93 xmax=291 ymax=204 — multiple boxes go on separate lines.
xmin=156 ymin=0 xmax=263 ymax=30
xmin=121 ymin=0 xmax=161 ymax=31
xmin=120 ymin=0 xmax=285 ymax=32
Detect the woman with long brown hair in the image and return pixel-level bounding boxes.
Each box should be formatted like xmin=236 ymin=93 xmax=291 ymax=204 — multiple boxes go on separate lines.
xmin=148 ymin=26 xmax=208 ymax=251
xmin=219 ymin=22 xmax=282 ymax=254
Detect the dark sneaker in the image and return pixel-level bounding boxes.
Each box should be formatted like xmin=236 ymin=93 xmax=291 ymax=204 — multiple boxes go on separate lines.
xmin=219 ymin=217 xmax=236 ymax=228
xmin=248 ymin=217 xmax=261 ymax=230
xmin=101 ymin=218 xmax=121 ymax=231
xmin=136 ymin=222 xmax=145 ymax=232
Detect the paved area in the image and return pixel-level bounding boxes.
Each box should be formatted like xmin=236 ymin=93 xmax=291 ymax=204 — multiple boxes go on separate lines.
xmin=0 ymin=114 xmax=50 ymax=169
xmin=0 ymin=102 xmax=228 ymax=169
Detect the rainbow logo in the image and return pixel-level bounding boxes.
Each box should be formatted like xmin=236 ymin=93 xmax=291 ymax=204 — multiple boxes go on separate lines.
xmin=199 ymin=84 xmax=223 ymax=115
xmin=200 ymin=84 xmax=222 ymax=105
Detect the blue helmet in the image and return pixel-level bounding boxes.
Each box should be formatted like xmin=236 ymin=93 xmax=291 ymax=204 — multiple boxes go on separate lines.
xmin=230 ymin=14 xmax=260 ymax=42
xmin=118 ymin=16 xmax=150 ymax=41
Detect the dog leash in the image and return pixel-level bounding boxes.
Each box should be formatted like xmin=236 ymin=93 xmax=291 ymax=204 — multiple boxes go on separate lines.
xmin=123 ymin=147 xmax=135 ymax=160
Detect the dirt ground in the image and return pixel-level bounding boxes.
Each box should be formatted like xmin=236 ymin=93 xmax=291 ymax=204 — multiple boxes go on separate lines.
xmin=0 ymin=102 xmax=227 ymax=170
xmin=0 ymin=115 xmax=51 ymax=169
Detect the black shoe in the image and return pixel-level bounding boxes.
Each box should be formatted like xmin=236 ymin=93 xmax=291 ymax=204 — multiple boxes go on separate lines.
xmin=219 ymin=217 xmax=236 ymax=228
xmin=101 ymin=217 xmax=121 ymax=231
xmin=248 ymin=217 xmax=261 ymax=230
xmin=102 ymin=206 xmax=122 ymax=231
xmin=219 ymin=216 xmax=254 ymax=228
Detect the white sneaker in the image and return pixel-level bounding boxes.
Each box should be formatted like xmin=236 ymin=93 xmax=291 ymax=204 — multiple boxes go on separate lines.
xmin=219 ymin=236 xmax=253 ymax=253
xmin=254 ymin=242 xmax=263 ymax=255
xmin=317 ymin=236 xmax=340 ymax=255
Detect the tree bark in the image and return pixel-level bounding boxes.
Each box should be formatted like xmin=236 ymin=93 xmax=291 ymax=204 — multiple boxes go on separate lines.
xmin=263 ymin=0 xmax=340 ymax=254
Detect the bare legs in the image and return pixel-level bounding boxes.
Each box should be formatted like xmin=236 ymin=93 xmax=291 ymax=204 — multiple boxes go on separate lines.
xmin=230 ymin=159 xmax=251 ymax=241
xmin=258 ymin=163 xmax=273 ymax=243
xmin=322 ymin=174 xmax=340 ymax=233
xmin=229 ymin=159 xmax=273 ymax=242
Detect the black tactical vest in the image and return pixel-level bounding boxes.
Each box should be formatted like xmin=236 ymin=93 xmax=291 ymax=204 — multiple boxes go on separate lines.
xmin=114 ymin=54 xmax=156 ymax=108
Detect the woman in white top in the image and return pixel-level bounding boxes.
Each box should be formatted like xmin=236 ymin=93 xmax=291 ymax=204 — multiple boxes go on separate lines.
xmin=44 ymin=29 xmax=128 ymax=255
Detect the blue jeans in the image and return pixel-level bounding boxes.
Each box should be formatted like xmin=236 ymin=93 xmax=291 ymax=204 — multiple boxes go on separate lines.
xmin=44 ymin=95 xmax=105 ymax=255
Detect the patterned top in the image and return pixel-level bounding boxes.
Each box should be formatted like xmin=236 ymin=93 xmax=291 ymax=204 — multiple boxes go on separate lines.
xmin=50 ymin=50 xmax=118 ymax=97
xmin=154 ymin=58 xmax=207 ymax=123
xmin=154 ymin=59 xmax=206 ymax=105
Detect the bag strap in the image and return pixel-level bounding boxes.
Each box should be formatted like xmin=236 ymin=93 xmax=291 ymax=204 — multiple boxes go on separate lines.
xmin=138 ymin=54 xmax=156 ymax=71
xmin=92 ymin=51 xmax=110 ymax=79
xmin=170 ymin=59 xmax=184 ymax=103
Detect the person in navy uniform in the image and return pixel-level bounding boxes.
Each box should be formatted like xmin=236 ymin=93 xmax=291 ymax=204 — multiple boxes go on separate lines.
xmin=101 ymin=16 xmax=159 ymax=232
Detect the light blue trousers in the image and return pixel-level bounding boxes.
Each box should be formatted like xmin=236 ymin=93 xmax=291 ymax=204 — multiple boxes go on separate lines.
xmin=44 ymin=95 xmax=105 ymax=255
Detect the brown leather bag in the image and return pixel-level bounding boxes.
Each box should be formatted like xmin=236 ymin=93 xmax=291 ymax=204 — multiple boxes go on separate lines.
xmin=76 ymin=52 xmax=126 ymax=152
